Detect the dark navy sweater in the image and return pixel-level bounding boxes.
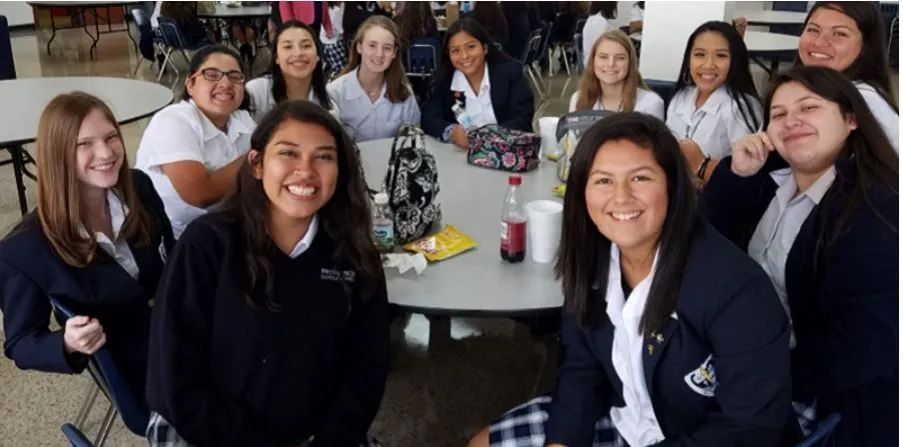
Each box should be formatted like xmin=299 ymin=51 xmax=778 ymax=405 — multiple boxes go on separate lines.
xmin=146 ymin=212 xmax=389 ymax=447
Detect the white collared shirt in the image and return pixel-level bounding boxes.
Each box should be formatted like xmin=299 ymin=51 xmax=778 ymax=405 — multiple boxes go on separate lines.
xmin=605 ymin=243 xmax=666 ymax=447
xmin=287 ymin=215 xmax=319 ymax=258
xmin=136 ymin=100 xmax=256 ymax=239
xmin=326 ymin=68 xmax=421 ymax=142
xmin=854 ymin=81 xmax=899 ymax=153
xmin=748 ymin=167 xmax=837 ymax=348
xmin=567 ymin=88 xmax=665 ymax=120
xmin=666 ymin=86 xmax=763 ymax=159
xmin=449 ymin=64 xmax=498 ymax=129
xmin=79 ymin=190 xmax=139 ymax=279
xmin=245 ymin=75 xmax=330 ymax=123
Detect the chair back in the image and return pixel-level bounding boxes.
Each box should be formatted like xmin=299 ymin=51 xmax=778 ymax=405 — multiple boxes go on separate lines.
xmin=643 ymin=79 xmax=676 ymax=110
xmin=49 ymin=297 xmax=150 ymax=436
xmin=520 ymin=29 xmax=544 ymax=65
xmin=795 ymin=413 xmax=841 ymax=447
xmin=0 ymin=16 xmax=16 ymax=80
xmin=157 ymin=16 xmax=187 ymax=50
xmin=574 ymin=17 xmax=587 ymax=35
xmin=773 ymin=1 xmax=807 ymax=12
xmin=61 ymin=423 xmax=95 ymax=447
xmin=130 ymin=7 xmax=149 ymax=27
xmin=405 ymin=36 xmax=440 ymax=79
xmin=536 ymin=21 xmax=554 ymax=63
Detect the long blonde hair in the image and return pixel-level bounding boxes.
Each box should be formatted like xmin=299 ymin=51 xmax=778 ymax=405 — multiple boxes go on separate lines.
xmin=36 ymin=92 xmax=153 ymax=267
xmin=576 ymin=30 xmax=648 ymax=112
xmin=340 ymin=15 xmax=412 ymax=103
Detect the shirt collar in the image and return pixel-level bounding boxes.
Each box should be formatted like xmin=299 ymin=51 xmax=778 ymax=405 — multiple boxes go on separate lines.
xmin=696 ymin=85 xmax=731 ymax=114
xmin=189 ymin=99 xmax=253 ymax=143
xmin=450 ymin=64 xmax=491 ymax=95
xmin=769 ymin=166 xmax=837 ymax=207
xmin=78 ymin=189 xmax=129 ymax=241
xmin=347 ymin=67 xmax=386 ymax=100
xmin=288 ymin=215 xmax=319 ymax=259
xmin=605 ymin=242 xmax=660 ymax=321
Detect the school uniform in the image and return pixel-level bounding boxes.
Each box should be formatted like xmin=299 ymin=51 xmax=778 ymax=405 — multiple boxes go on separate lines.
xmin=854 ymin=81 xmax=899 ymax=152
xmin=489 ymin=223 xmax=794 ymax=447
xmin=701 ymin=156 xmax=898 ymax=447
xmin=135 ymin=100 xmax=256 ymax=239
xmin=0 ymin=170 xmax=174 ymax=398
xmin=145 ymin=212 xmax=389 ymax=447
xmin=582 ymin=13 xmax=612 ymax=65
xmin=326 ymin=68 xmax=421 ymax=142
xmin=245 ymin=75 xmax=331 ymax=122
xmin=666 ymin=86 xmax=763 ymax=159
xmin=568 ymin=88 xmax=665 ymax=120
xmin=421 ymin=60 xmax=534 ymax=141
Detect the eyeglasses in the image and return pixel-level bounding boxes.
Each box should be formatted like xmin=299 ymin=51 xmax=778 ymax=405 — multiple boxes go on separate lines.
xmin=195 ymin=68 xmax=245 ymax=84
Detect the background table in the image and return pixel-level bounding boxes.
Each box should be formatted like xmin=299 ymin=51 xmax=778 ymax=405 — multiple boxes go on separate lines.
xmin=28 ymin=1 xmax=144 ymax=58
xmin=196 ymin=3 xmax=272 ymax=20
xmin=0 ymin=77 xmax=173 ymax=214
xmin=743 ymin=10 xmax=808 ymax=26
xmin=744 ymin=30 xmax=799 ymax=74
xmin=357 ymin=138 xmax=565 ymax=318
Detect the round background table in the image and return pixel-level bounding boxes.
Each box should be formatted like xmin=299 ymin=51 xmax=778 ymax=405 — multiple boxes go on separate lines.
xmin=744 ymin=30 xmax=799 ymax=74
xmin=743 ymin=10 xmax=808 ymax=26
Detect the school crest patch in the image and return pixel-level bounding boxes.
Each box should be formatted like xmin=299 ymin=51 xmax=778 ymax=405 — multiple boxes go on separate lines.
xmin=684 ymin=354 xmax=717 ymax=397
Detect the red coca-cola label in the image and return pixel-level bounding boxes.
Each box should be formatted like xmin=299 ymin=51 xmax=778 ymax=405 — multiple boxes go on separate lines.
xmin=500 ymin=220 xmax=527 ymax=252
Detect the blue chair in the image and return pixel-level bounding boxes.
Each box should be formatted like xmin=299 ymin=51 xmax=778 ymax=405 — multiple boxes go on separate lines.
xmin=880 ymin=2 xmax=899 ymax=68
xmin=795 ymin=413 xmax=842 ymax=447
xmin=770 ymin=1 xmax=807 ymax=36
xmin=49 ymin=297 xmax=150 ymax=446
xmin=519 ymin=28 xmax=546 ymax=98
xmin=61 ymin=423 xmax=95 ymax=447
xmin=130 ymin=8 xmax=169 ymax=79
xmin=0 ymin=15 xmax=15 ymax=81
xmin=643 ymin=79 xmax=676 ymax=111
xmin=156 ymin=15 xmax=205 ymax=82
xmin=405 ymin=36 xmax=440 ymax=105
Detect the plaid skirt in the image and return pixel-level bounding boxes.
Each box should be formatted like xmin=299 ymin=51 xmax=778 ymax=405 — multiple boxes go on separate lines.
xmin=489 ymin=396 xmax=626 ymax=447
xmin=147 ymin=412 xmax=383 ymax=447
xmin=322 ymin=40 xmax=347 ymax=78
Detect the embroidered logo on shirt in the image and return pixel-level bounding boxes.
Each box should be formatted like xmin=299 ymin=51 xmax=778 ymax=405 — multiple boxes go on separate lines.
xmin=684 ymin=354 xmax=717 ymax=397
xmin=320 ymin=268 xmax=356 ymax=283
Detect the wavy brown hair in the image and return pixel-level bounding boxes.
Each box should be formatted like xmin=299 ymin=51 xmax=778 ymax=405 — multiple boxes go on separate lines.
xmin=341 ymin=15 xmax=412 ymax=103
xmin=576 ymin=30 xmax=648 ymax=112
xmin=36 ymin=92 xmax=153 ymax=267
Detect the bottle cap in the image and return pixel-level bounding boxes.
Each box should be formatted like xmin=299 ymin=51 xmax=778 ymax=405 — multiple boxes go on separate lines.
xmin=374 ymin=192 xmax=389 ymax=205
xmin=508 ymin=175 xmax=522 ymax=186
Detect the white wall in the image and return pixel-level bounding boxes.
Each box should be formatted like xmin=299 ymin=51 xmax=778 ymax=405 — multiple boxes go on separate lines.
xmin=0 ymin=2 xmax=34 ymax=27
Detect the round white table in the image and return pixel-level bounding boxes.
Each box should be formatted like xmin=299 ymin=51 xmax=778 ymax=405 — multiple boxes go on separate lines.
xmin=357 ymin=137 xmax=564 ymax=318
xmin=743 ymin=10 xmax=808 ymax=26
xmin=744 ymin=30 xmax=799 ymax=74
xmin=0 ymin=77 xmax=173 ymax=215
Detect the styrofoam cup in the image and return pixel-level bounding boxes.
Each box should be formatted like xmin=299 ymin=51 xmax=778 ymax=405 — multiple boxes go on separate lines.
xmin=526 ymin=200 xmax=564 ymax=263
xmin=538 ymin=117 xmax=558 ymax=157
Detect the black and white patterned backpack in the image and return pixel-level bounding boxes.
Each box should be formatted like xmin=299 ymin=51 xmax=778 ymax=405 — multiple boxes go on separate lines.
xmin=382 ymin=125 xmax=441 ymax=243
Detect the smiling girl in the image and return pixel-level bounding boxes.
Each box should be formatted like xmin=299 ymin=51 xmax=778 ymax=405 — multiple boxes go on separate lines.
xmin=327 ymin=15 xmax=420 ymax=142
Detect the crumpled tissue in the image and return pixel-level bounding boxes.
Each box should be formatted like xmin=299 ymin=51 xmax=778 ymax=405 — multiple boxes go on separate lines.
xmin=382 ymin=252 xmax=428 ymax=275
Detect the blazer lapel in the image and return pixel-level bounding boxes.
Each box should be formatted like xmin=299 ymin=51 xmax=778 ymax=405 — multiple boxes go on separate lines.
xmin=643 ymin=316 xmax=681 ymax=391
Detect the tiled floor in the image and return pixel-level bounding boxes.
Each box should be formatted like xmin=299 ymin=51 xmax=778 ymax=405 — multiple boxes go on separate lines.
xmin=0 ymin=25 xmax=574 ymax=447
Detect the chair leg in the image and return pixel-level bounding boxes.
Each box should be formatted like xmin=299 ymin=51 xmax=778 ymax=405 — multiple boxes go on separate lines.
xmin=132 ymin=58 xmax=143 ymax=78
xmin=157 ymin=49 xmax=173 ymax=82
xmin=93 ymin=403 xmax=117 ymax=447
xmin=74 ymin=382 xmax=101 ymax=430
xmin=562 ymin=47 xmax=572 ymax=76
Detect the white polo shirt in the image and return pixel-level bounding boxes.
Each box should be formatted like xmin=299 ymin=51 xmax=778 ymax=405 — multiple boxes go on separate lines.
xmin=666 ymin=86 xmax=763 ymax=159
xmin=582 ymin=14 xmax=612 ymax=65
xmin=245 ymin=75 xmax=331 ymax=123
xmin=568 ymin=88 xmax=665 ymax=120
xmin=136 ymin=100 xmax=256 ymax=239
xmin=854 ymin=81 xmax=899 ymax=153
xmin=326 ymin=68 xmax=421 ymax=142
xmin=605 ymin=243 xmax=666 ymax=447
xmin=449 ymin=64 xmax=498 ymax=129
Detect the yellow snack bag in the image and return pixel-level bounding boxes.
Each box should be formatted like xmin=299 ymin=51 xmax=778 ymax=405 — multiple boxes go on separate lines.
xmin=551 ymin=183 xmax=566 ymax=198
xmin=403 ymin=225 xmax=477 ymax=262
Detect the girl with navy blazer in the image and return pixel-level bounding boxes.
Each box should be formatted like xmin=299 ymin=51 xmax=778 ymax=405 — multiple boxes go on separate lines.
xmin=701 ymin=67 xmax=898 ymax=447
xmin=421 ymin=18 xmax=534 ymax=149
xmin=470 ymin=113 xmax=793 ymax=447
xmin=0 ymin=92 xmax=174 ymax=399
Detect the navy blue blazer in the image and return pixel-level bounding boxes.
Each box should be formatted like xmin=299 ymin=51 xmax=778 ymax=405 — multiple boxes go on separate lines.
xmin=420 ymin=59 xmax=535 ymax=138
xmin=0 ymin=170 xmax=174 ymax=396
xmin=701 ymin=156 xmax=898 ymax=446
xmin=545 ymin=223 xmax=793 ymax=447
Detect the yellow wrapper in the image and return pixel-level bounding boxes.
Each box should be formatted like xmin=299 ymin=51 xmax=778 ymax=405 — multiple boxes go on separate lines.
xmin=403 ymin=225 xmax=477 ymax=262
xmin=551 ymin=183 xmax=566 ymax=198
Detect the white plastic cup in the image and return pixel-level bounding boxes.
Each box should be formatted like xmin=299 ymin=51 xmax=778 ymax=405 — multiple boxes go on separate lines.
xmin=538 ymin=117 xmax=559 ymax=157
xmin=526 ymin=200 xmax=564 ymax=263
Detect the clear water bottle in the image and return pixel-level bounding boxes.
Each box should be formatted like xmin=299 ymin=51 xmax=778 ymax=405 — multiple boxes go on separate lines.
xmin=372 ymin=192 xmax=395 ymax=253
xmin=452 ymin=102 xmax=474 ymax=130
xmin=500 ymin=175 xmax=527 ymax=263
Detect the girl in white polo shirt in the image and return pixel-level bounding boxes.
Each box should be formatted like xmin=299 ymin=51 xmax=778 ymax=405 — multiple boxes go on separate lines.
xmin=245 ymin=20 xmax=333 ymax=123
xmin=569 ymin=30 xmax=664 ymax=119
xmin=327 ymin=15 xmax=420 ymax=142
xmin=136 ymin=45 xmax=257 ymax=239
xmin=666 ymin=21 xmax=762 ymax=185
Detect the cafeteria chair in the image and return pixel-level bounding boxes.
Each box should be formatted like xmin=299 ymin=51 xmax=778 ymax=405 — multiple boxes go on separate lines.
xmin=49 ymin=298 xmax=150 ymax=447
xmin=795 ymin=413 xmax=841 ymax=447
xmin=61 ymin=423 xmax=96 ymax=447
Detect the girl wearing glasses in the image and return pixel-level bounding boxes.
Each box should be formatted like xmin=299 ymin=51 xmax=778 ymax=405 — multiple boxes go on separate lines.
xmin=0 ymin=92 xmax=173 ymax=405
xmin=146 ymin=101 xmax=388 ymax=447
xmin=327 ymin=15 xmax=420 ymax=142
xmin=246 ymin=20 xmax=334 ymax=123
xmin=136 ymin=45 xmax=257 ymax=239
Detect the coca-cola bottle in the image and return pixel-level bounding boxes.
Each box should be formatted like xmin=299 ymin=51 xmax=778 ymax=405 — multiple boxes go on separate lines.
xmin=500 ymin=175 xmax=527 ymax=263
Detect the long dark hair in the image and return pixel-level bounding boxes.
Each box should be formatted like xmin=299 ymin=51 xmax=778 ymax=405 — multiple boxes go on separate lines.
xmin=436 ymin=18 xmax=511 ymax=83
xmin=674 ymin=21 xmax=761 ymax=133
xmin=394 ymin=1 xmax=436 ymax=48
xmin=225 ymin=101 xmax=382 ymax=309
xmin=268 ymin=20 xmax=331 ymax=110
xmin=589 ymin=1 xmax=617 ymax=18
xmin=763 ymin=67 xmax=898 ymax=253
xmin=180 ymin=44 xmax=251 ymax=110
xmin=470 ymin=1 xmax=509 ymax=44
xmin=556 ymin=113 xmax=699 ymax=333
xmin=795 ymin=2 xmax=897 ymax=110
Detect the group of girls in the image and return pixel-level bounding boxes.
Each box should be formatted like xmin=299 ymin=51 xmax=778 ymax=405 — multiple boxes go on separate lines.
xmin=0 ymin=2 xmax=898 ymax=446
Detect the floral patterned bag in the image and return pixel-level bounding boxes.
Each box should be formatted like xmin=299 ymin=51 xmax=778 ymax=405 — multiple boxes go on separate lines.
xmin=382 ymin=125 xmax=442 ymax=244
xmin=466 ymin=124 xmax=541 ymax=172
